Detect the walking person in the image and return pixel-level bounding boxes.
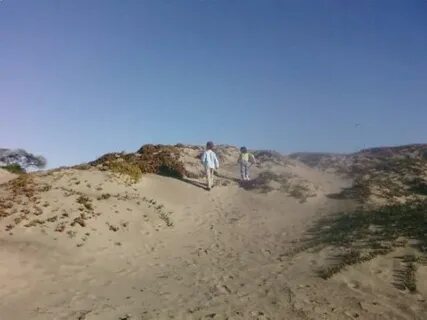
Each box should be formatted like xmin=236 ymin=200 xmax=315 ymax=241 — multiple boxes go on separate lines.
xmin=201 ymin=141 xmax=219 ymax=190
xmin=238 ymin=146 xmax=256 ymax=181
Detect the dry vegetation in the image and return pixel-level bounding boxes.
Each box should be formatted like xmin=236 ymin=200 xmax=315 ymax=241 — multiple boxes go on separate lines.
xmin=242 ymin=171 xmax=316 ymax=202
xmin=106 ymin=160 xmax=142 ymax=183
xmin=91 ymin=144 xmax=187 ymax=181
xmin=393 ymin=254 xmax=423 ymax=293
xmin=295 ymin=144 xmax=427 ymax=204
xmin=302 ymin=200 xmax=427 ymax=285
xmin=286 ymin=146 xmax=427 ymax=287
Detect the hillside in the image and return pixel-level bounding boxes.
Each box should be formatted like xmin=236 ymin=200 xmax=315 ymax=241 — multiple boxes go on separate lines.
xmin=0 ymin=144 xmax=426 ymax=320
xmin=290 ymin=144 xmax=427 ymax=205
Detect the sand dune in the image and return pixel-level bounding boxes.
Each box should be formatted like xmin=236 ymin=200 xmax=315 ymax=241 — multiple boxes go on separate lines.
xmin=0 ymin=168 xmax=17 ymax=185
xmin=0 ymin=145 xmax=426 ymax=319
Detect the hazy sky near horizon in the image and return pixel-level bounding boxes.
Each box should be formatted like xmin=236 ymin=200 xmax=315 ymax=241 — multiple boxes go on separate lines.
xmin=1 ymin=0 xmax=426 ymax=168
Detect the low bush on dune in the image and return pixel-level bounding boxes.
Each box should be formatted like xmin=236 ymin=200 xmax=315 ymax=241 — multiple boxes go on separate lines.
xmin=1 ymin=164 xmax=25 ymax=174
xmin=135 ymin=144 xmax=186 ymax=178
xmin=91 ymin=144 xmax=187 ymax=181
xmin=108 ymin=159 xmax=142 ymax=183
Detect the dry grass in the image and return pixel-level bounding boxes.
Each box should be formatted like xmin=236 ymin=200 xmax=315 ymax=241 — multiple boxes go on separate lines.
xmin=393 ymin=255 xmax=420 ymax=293
xmin=303 ymin=200 xmax=427 ymax=279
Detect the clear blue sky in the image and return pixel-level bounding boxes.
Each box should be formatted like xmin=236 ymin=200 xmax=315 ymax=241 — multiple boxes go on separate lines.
xmin=1 ymin=0 xmax=426 ymax=168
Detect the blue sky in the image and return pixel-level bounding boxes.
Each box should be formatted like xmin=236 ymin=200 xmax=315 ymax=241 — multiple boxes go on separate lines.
xmin=1 ymin=0 xmax=426 ymax=168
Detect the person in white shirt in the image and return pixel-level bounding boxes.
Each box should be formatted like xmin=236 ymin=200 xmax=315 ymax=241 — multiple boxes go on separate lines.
xmin=201 ymin=141 xmax=219 ymax=190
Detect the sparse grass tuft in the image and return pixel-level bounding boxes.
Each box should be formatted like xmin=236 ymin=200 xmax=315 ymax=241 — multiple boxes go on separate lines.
xmin=76 ymin=195 xmax=94 ymax=211
xmin=318 ymin=248 xmax=393 ymax=279
xmin=97 ymin=193 xmax=111 ymax=200
xmin=403 ymin=262 xmax=417 ymax=293
xmin=159 ymin=211 xmax=174 ymax=227
xmin=393 ymin=255 xmax=425 ymax=293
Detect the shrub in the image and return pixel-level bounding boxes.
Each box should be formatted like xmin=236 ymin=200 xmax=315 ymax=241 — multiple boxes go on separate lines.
xmin=108 ymin=160 xmax=142 ymax=183
xmin=136 ymin=144 xmax=187 ymax=178
xmin=91 ymin=145 xmax=187 ymax=180
xmin=1 ymin=164 xmax=25 ymax=174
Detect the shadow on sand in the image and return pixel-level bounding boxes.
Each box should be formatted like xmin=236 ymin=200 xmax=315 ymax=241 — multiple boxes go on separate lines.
xmin=181 ymin=177 xmax=209 ymax=190
xmin=181 ymin=172 xmax=243 ymax=191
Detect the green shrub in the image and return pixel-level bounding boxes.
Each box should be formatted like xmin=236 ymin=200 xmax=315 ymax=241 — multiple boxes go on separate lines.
xmin=1 ymin=164 xmax=25 ymax=174
xmin=107 ymin=160 xmax=142 ymax=183
xmin=91 ymin=144 xmax=187 ymax=180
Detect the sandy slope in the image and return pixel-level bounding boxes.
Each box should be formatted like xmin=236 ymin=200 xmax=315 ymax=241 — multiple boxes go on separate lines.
xmin=0 ymin=168 xmax=16 ymax=185
xmin=0 ymin=160 xmax=426 ymax=319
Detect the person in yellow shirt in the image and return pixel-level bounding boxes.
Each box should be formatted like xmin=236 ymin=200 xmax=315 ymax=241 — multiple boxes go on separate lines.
xmin=237 ymin=146 xmax=256 ymax=181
